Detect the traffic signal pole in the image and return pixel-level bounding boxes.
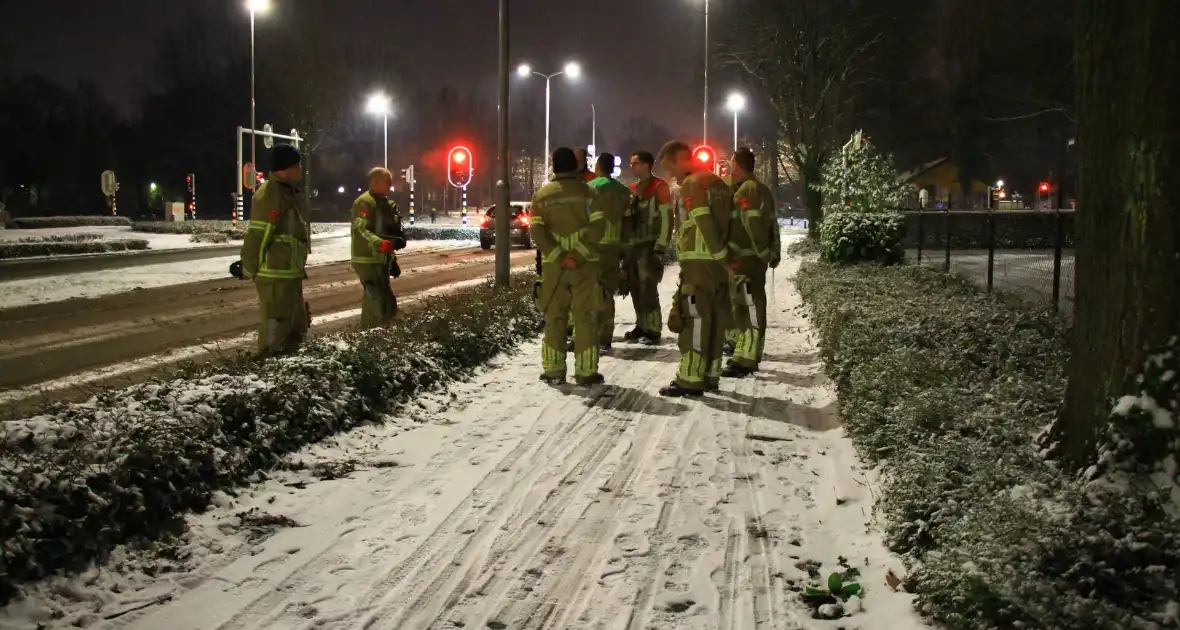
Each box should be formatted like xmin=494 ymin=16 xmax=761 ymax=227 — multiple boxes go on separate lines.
xmin=494 ymin=0 xmax=512 ymax=287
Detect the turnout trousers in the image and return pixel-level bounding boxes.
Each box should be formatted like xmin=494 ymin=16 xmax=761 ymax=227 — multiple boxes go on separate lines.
xmin=668 ymin=261 xmax=730 ymax=391
xmin=254 ymin=277 xmax=309 ymax=355
xmin=728 ymin=259 xmax=768 ymax=370
xmin=626 ymin=241 xmax=665 ymax=336
xmin=353 ymin=263 xmax=398 ymax=330
xmin=539 ymin=261 xmax=601 ymax=379
xmin=597 ymin=246 xmax=623 ymax=346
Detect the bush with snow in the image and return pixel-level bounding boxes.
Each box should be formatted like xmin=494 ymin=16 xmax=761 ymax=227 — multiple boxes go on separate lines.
xmin=0 ymin=274 xmax=541 ymax=605
xmin=13 ymin=233 xmax=105 ymax=244
xmin=797 ymin=262 xmax=1180 ymax=629
xmin=815 ymin=145 xmax=908 ymax=264
xmin=0 ymin=239 xmax=149 ymax=259
xmin=5 ymin=216 xmax=131 ymax=229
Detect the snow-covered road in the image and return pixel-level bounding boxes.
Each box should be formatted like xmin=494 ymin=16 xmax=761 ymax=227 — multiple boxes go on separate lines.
xmin=2 ymin=253 xmax=927 ymax=630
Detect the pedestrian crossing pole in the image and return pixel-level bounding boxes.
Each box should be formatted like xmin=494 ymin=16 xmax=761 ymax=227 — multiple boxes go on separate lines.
xmin=461 ymin=186 xmax=468 ymax=225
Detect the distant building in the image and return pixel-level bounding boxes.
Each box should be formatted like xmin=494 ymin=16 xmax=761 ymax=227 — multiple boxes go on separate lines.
xmin=900 ymin=158 xmax=991 ymax=209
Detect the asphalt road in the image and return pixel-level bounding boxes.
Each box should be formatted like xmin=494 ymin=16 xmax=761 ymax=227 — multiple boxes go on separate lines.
xmin=0 ymin=246 xmax=534 ymax=413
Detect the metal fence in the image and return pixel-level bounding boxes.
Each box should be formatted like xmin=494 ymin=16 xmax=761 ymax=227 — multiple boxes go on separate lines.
xmin=901 ymin=209 xmax=1075 ymax=319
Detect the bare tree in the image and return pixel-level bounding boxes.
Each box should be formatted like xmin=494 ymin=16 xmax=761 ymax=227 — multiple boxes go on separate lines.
xmin=720 ymin=0 xmax=881 ymax=238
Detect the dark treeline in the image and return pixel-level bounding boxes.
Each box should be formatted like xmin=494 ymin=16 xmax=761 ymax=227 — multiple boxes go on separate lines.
xmin=717 ymin=0 xmax=1074 ymax=222
xmin=2 ymin=0 xmax=1073 ymax=221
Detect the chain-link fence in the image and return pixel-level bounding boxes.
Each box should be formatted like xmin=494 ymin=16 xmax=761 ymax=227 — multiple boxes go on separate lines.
xmin=901 ymin=209 xmax=1075 ymax=319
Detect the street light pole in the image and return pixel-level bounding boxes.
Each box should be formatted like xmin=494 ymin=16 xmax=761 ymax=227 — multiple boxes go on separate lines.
xmin=250 ymin=7 xmax=257 ymax=180
xmin=591 ymin=103 xmax=596 ymax=150
xmin=544 ymin=75 xmax=551 ymax=178
xmin=495 ymin=0 xmax=511 ymax=287
xmin=726 ymin=92 xmax=746 ymax=153
xmin=703 ymin=0 xmax=709 ymax=144
xmin=518 ymin=62 xmax=581 ymax=181
xmin=365 ymin=93 xmax=392 ymax=168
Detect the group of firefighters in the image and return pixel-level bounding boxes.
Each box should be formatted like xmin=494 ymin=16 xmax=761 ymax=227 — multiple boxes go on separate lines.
xmin=531 ymin=141 xmax=780 ymax=397
xmin=233 ymin=138 xmax=781 ymax=398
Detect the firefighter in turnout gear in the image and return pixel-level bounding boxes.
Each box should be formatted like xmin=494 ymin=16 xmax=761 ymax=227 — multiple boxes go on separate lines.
xmin=722 ymin=149 xmax=774 ymax=376
xmin=658 ymin=140 xmax=737 ymax=397
xmin=564 ymin=147 xmax=596 ymax=340
xmin=530 ymin=147 xmax=607 ymax=386
xmin=238 ymin=144 xmax=312 ymax=356
xmin=587 ymin=153 xmax=633 ymax=354
xmin=625 ymin=150 xmax=673 ymax=344
xmin=351 ymin=167 xmax=406 ymax=329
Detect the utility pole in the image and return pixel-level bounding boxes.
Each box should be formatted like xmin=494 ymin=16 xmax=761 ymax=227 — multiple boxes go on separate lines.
xmin=494 ymin=0 xmax=512 ymax=286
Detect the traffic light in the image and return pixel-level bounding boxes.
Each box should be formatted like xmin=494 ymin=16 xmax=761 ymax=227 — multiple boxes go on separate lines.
xmin=185 ymin=173 xmax=196 ymax=218
xmin=1039 ymin=181 xmax=1050 ymax=193
xmin=448 ymin=146 xmax=473 ymax=188
xmin=718 ymin=159 xmax=730 ymax=178
xmin=692 ymin=145 xmax=716 ymax=174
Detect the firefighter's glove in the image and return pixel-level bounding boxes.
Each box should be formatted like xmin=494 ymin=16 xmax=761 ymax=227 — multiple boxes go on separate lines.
xmin=560 ymin=253 xmax=578 ymax=270
xmin=769 ymin=254 xmax=781 ymax=269
xmin=229 ymin=260 xmax=245 ymax=280
xmin=725 ymin=257 xmax=741 ymax=275
xmin=393 ymin=236 xmax=407 ymax=250
xmin=389 ymin=259 xmax=402 ymax=279
xmin=377 ymin=239 xmax=395 ymax=254
xmin=617 ymin=268 xmax=630 ymax=297
xmin=667 ymin=293 xmax=683 ymax=333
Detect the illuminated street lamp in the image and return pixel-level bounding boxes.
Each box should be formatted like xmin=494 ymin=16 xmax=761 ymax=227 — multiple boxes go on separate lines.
xmin=726 ymin=92 xmax=746 ymax=152
xmin=245 ymin=0 xmax=270 ymax=180
xmin=365 ymin=92 xmax=393 ymax=167
xmin=517 ymin=61 xmax=583 ymax=178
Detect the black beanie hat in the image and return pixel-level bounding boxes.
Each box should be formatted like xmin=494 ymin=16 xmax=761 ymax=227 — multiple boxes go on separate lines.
xmin=271 ymin=144 xmax=301 ymax=172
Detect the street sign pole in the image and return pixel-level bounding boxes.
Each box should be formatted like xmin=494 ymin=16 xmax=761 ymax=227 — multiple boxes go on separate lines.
xmin=101 ymin=170 xmax=118 ymax=216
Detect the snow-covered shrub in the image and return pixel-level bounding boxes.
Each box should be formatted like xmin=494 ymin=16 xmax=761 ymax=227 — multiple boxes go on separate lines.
xmin=0 ymin=239 xmax=149 ymax=259
xmin=13 ymin=233 xmax=105 ymax=244
xmin=0 ymin=274 xmax=541 ymax=605
xmin=189 ymin=232 xmax=229 ymax=243
xmin=786 ymin=237 xmax=818 ymax=257
xmin=6 ymin=216 xmax=132 ymax=229
xmin=403 ymin=226 xmax=479 ymax=241
xmin=797 ymin=261 xmax=1180 ymax=629
xmin=814 ymin=145 xmax=909 ymax=264
xmin=816 ymin=144 xmax=911 ymax=215
xmin=817 ymin=212 xmax=904 ymax=264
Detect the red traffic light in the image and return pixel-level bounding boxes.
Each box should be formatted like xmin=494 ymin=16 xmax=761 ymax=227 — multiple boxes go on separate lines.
xmin=448 ymin=146 xmax=473 ymax=188
xmin=692 ymin=145 xmax=716 ymax=174
xmin=1039 ymin=182 xmax=1050 ymax=192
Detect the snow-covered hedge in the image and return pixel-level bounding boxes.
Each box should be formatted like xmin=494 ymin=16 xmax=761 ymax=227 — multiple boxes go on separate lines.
xmin=817 ymin=212 xmax=904 ymax=264
xmin=189 ymin=232 xmax=230 ymax=243
xmin=131 ymin=220 xmax=333 ymax=238
xmin=403 ymin=226 xmax=478 ymax=241
xmin=0 ymin=239 xmax=149 ymax=260
xmin=12 ymin=233 xmax=105 ymax=244
xmin=797 ymin=262 xmax=1180 ymax=630
xmin=5 ymin=216 xmax=131 ymax=229
xmin=0 ymin=274 xmax=542 ymax=605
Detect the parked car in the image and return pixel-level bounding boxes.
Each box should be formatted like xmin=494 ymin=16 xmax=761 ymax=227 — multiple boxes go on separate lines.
xmin=479 ymin=202 xmax=532 ymax=249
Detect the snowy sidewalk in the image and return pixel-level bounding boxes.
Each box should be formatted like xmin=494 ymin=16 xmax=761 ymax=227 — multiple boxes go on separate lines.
xmin=4 ymin=254 xmax=928 ymax=630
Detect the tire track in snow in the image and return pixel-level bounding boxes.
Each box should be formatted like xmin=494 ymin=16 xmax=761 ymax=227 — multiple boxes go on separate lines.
xmin=623 ymin=411 xmax=709 ymax=630
xmin=209 ymin=388 xmax=596 ymax=630
xmin=343 ymin=382 xmax=628 ymax=629
xmin=369 ymin=366 xmax=669 ymax=629
xmin=485 ymin=377 xmax=672 ymax=629
xmin=360 ymin=387 xmax=624 ymax=629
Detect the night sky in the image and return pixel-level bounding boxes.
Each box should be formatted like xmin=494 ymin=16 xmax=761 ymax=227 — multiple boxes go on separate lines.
xmin=2 ymin=0 xmax=728 ymax=145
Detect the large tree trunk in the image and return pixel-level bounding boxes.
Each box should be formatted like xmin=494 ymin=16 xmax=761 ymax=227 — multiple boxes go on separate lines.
xmin=1051 ymin=0 xmax=1180 ymax=469
xmin=801 ymin=157 xmax=823 ymax=239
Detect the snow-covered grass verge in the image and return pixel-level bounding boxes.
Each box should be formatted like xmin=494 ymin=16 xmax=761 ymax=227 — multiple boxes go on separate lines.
xmin=0 ymin=239 xmax=149 ymax=260
xmin=0 ymin=273 xmax=542 ymax=606
xmin=5 ymin=217 xmax=131 ymax=229
xmin=797 ymin=261 xmax=1180 ymax=630
xmin=131 ymin=220 xmax=337 ymax=240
